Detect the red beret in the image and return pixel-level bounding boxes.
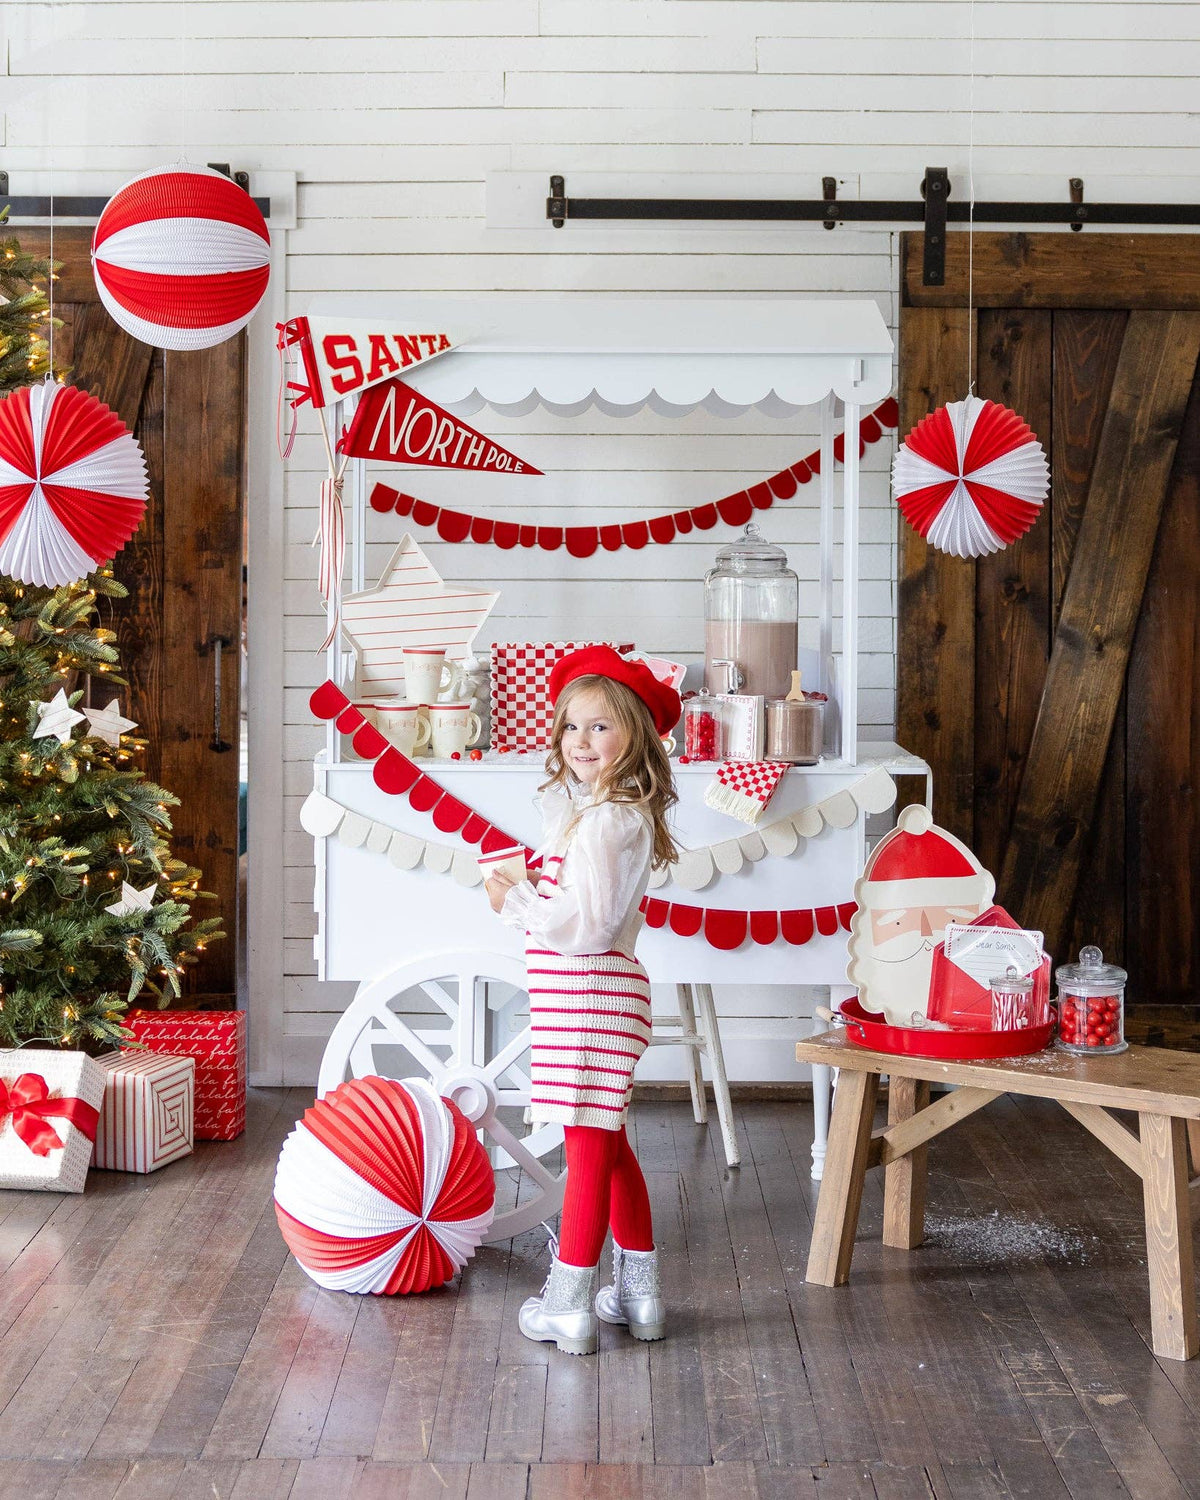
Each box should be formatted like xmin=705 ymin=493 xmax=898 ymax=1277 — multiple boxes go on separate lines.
xmin=548 ymin=646 xmax=682 ymax=737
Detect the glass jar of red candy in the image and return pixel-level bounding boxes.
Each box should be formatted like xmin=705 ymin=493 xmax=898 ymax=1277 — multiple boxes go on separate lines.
xmin=1055 ymin=945 xmax=1127 ymax=1055
xmin=683 ymin=692 xmax=722 ymax=762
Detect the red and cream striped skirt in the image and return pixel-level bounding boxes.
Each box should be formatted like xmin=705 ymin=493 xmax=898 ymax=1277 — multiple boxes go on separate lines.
xmin=524 ymin=944 xmax=653 ymax=1131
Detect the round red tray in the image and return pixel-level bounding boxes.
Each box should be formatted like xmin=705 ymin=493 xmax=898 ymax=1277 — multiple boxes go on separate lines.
xmin=837 ymin=997 xmax=1054 ymax=1060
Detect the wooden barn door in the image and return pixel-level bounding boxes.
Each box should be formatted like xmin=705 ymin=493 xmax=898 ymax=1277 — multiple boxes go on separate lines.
xmin=22 ymin=227 xmax=244 ymax=1004
xmin=898 ymin=234 xmax=1200 ymax=1028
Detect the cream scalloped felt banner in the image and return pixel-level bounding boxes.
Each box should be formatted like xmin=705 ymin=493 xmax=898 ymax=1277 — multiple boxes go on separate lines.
xmin=301 ymin=763 xmax=894 ymax=896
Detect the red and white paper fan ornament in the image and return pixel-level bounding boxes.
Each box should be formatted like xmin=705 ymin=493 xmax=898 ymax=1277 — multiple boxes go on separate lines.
xmin=892 ymin=395 xmax=1050 ymax=559
xmin=91 ymin=165 xmax=270 ymax=350
xmin=274 ymin=1076 xmax=495 ymax=1295
xmin=0 ymin=381 xmax=148 ymax=586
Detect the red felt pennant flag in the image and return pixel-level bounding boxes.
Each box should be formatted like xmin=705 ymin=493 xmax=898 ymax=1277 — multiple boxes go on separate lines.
xmin=339 ymin=378 xmax=543 ymax=475
xmin=278 ymin=317 xmax=460 ymax=408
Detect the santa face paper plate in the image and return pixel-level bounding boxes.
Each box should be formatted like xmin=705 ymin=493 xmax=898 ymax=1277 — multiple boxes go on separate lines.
xmin=845 ymin=804 xmax=996 ymax=1027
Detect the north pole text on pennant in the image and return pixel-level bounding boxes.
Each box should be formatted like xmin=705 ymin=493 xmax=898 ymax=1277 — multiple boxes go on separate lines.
xmin=339 ymin=378 xmax=544 ymax=475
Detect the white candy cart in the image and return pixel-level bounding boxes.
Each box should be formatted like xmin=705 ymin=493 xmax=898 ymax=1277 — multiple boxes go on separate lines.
xmin=303 ymin=297 xmax=928 ymax=1238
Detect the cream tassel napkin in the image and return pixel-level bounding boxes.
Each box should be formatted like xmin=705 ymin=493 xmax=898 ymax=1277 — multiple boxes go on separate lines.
xmin=703 ymin=760 xmax=790 ymax=825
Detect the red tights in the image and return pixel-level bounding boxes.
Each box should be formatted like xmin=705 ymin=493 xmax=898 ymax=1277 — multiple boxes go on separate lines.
xmin=557 ymin=1124 xmax=654 ymax=1267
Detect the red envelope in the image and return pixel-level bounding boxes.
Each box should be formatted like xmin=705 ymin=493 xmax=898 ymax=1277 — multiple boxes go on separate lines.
xmin=926 ymin=905 xmax=1051 ymax=1031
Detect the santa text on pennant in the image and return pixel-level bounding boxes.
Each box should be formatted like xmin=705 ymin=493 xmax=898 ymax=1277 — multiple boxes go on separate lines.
xmin=339 ymin=378 xmax=543 ymax=476
xmin=278 ymin=316 xmax=460 ymax=409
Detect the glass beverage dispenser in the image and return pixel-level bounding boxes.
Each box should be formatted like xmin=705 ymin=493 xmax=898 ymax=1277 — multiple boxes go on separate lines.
xmin=703 ymin=522 xmax=799 ymax=702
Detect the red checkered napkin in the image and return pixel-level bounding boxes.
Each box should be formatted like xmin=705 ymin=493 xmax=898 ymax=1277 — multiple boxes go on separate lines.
xmin=703 ymin=760 xmax=790 ymax=825
xmin=489 ymin=641 xmax=634 ymax=752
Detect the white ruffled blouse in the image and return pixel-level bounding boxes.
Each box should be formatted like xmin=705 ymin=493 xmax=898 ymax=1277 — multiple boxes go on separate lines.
xmin=500 ymin=786 xmax=653 ymax=957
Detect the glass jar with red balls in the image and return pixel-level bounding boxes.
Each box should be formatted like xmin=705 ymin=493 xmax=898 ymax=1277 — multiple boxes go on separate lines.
xmin=1055 ymin=946 xmax=1127 ymax=1055
xmin=683 ymin=691 xmax=723 ymax=762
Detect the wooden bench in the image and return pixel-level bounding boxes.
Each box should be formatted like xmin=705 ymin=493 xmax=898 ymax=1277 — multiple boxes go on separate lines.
xmin=795 ymin=1031 xmax=1200 ymax=1360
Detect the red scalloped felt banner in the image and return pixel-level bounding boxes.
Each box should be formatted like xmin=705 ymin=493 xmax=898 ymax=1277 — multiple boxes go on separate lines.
xmin=639 ymin=895 xmax=856 ymax=951
xmin=368 ymin=398 xmax=899 ymax=553
xmin=309 ymin=680 xmax=538 ymax=865
xmin=311 ymin=679 xmax=857 ymax=951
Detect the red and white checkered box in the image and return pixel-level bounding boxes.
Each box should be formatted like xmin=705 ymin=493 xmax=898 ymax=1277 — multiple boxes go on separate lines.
xmin=122 ymin=1010 xmax=246 ymax=1141
xmin=489 ymin=642 xmax=634 ymax=752
xmin=93 ymin=1051 xmax=194 ymax=1173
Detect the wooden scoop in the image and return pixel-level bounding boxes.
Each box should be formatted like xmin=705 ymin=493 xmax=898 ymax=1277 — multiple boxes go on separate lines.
xmin=785 ymin=670 xmax=805 ymax=702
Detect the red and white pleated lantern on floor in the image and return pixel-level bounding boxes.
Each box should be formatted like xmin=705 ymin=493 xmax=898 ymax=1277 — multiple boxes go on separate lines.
xmin=274 ymin=1076 xmax=496 ymax=1295
xmin=0 ymin=380 xmax=149 ymax=586
xmin=91 ymin=165 xmax=271 ymax=350
xmin=892 ymin=394 xmax=1050 ymax=559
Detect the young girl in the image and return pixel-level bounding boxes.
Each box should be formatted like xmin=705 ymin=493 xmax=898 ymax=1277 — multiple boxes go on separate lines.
xmin=485 ymin=646 xmax=680 ymax=1356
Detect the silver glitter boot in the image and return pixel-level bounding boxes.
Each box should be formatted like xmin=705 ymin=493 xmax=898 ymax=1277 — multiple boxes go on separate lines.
xmin=595 ymin=1243 xmax=666 ymax=1342
xmin=519 ymin=1241 xmax=599 ymax=1356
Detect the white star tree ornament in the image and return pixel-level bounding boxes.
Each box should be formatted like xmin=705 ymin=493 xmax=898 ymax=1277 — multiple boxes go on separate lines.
xmin=33 ymin=688 xmax=86 ymax=746
xmin=104 ymin=881 xmax=157 ymax=918
xmin=83 ymin=699 xmax=138 ymax=747
xmin=340 ymin=533 xmax=499 ymax=697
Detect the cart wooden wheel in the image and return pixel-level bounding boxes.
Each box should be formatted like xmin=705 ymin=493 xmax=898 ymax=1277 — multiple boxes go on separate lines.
xmin=316 ymin=947 xmax=565 ymax=1242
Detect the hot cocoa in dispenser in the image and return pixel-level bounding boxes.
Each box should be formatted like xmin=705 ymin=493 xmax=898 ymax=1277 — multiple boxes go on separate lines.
xmin=703 ymin=522 xmax=799 ymax=702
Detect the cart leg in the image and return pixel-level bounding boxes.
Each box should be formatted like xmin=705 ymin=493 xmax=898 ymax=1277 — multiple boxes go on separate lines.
xmin=675 ymin=983 xmax=708 ymax=1125
xmin=882 ymin=1075 xmax=931 ymax=1250
xmin=811 ymin=1061 xmax=832 ymax=1183
xmin=693 ymin=982 xmax=739 ymax=1167
xmin=811 ymin=987 xmax=851 ymax=1181
xmin=806 ymin=1068 xmax=879 ymax=1287
xmin=1139 ymin=1112 xmax=1198 ymax=1360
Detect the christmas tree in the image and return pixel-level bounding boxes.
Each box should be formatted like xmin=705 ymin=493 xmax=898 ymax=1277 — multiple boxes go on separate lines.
xmin=0 ymin=218 xmax=222 ymax=1051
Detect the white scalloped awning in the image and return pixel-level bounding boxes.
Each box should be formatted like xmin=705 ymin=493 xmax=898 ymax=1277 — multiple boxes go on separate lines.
xmin=302 ymin=296 xmax=894 ymax=415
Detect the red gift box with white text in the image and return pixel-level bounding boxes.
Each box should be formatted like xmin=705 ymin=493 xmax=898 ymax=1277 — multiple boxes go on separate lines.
xmin=122 ymin=1009 xmax=246 ymax=1140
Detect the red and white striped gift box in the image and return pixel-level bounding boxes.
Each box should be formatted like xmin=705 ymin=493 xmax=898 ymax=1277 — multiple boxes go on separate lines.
xmin=93 ymin=1051 xmax=195 ymax=1173
xmin=489 ymin=642 xmax=634 ymax=752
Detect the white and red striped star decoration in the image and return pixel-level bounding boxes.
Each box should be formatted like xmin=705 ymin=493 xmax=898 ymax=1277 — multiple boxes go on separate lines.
xmin=339 ymin=533 xmax=498 ymax=699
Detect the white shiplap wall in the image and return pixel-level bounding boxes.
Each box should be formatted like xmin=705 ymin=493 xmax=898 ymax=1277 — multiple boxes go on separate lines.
xmin=6 ymin=2 xmax=1198 ymax=1084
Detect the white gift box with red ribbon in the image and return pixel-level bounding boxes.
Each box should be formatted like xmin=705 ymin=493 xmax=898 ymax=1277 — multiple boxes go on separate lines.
xmin=0 ymin=1049 xmax=106 ymax=1193
xmin=93 ymin=1051 xmax=195 ymax=1174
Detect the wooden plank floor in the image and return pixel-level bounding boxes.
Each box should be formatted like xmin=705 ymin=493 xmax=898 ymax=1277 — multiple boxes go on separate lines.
xmin=2 ymin=1087 xmax=1200 ymax=1499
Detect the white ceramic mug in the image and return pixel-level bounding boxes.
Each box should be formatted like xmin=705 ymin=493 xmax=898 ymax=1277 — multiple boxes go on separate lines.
xmin=426 ymin=701 xmax=482 ymax=758
xmin=403 ymin=648 xmax=468 ymax=706
xmin=371 ymin=700 xmax=431 ymax=757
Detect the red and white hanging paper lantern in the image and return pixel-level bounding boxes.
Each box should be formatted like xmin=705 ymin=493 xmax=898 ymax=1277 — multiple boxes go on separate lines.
xmin=892 ymin=395 xmax=1050 ymax=559
xmin=0 ymin=381 xmax=148 ymax=587
xmin=92 ymin=165 xmax=270 ymax=350
xmin=273 ymin=1076 xmax=495 ymax=1295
